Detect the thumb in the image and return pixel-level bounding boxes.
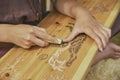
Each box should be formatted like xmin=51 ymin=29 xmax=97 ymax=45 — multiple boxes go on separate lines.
xmin=63 ymin=30 xmax=79 ymax=42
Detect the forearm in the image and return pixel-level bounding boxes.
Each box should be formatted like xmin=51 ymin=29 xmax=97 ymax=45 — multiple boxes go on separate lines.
xmin=55 ymin=0 xmax=88 ymax=18
xmin=0 ymin=24 xmax=10 ymax=42
xmin=111 ymin=14 xmax=120 ymax=37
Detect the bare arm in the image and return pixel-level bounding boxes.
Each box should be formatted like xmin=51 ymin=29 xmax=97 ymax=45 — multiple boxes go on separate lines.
xmin=52 ymin=0 xmax=85 ymax=18
xmin=0 ymin=24 xmax=58 ymax=48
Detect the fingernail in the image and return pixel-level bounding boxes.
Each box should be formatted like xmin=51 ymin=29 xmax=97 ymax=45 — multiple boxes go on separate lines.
xmin=100 ymin=48 xmax=103 ymax=52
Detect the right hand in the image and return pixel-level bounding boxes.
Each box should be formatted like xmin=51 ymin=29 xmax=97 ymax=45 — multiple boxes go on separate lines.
xmin=3 ymin=24 xmax=58 ymax=49
xmin=63 ymin=9 xmax=111 ymax=51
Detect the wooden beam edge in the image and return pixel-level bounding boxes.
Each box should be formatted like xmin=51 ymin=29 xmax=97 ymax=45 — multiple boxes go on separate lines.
xmin=105 ymin=0 xmax=120 ymax=28
xmin=72 ymin=42 xmax=97 ymax=80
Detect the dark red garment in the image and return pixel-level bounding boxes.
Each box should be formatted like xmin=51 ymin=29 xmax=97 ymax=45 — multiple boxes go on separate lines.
xmin=0 ymin=44 xmax=13 ymax=58
xmin=0 ymin=46 xmax=12 ymax=58
xmin=0 ymin=0 xmax=46 ymax=24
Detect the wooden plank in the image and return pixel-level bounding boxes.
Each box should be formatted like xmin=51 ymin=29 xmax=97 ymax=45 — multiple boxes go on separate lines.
xmin=0 ymin=0 xmax=120 ymax=80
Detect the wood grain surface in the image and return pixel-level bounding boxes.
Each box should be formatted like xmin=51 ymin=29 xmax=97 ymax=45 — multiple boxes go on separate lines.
xmin=0 ymin=0 xmax=120 ymax=80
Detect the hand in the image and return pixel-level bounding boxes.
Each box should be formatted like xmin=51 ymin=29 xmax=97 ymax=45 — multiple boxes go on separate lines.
xmin=3 ymin=24 xmax=58 ymax=49
xmin=63 ymin=9 xmax=111 ymax=51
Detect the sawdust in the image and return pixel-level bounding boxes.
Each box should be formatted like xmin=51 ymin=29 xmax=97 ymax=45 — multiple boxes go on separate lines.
xmin=85 ymin=32 xmax=120 ymax=80
xmin=85 ymin=59 xmax=120 ymax=80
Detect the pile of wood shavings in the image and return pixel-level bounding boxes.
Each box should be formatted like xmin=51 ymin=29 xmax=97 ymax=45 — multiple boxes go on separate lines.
xmin=86 ymin=59 xmax=120 ymax=80
xmin=48 ymin=43 xmax=70 ymax=72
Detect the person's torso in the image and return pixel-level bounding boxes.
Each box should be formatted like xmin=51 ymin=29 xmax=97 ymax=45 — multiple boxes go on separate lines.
xmin=0 ymin=0 xmax=46 ymax=25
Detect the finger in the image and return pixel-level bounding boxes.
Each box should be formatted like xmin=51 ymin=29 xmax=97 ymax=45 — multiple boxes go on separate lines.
xmin=33 ymin=27 xmax=57 ymax=43
xmin=108 ymin=42 xmax=120 ymax=52
xmin=30 ymin=42 xmax=36 ymax=46
xmin=93 ymin=20 xmax=110 ymax=40
xmin=30 ymin=35 xmax=49 ymax=47
xmin=115 ymin=46 xmax=120 ymax=52
xmin=115 ymin=52 xmax=120 ymax=56
xmin=20 ymin=43 xmax=31 ymax=49
xmin=86 ymin=29 xmax=103 ymax=51
xmin=99 ymin=29 xmax=109 ymax=47
xmin=13 ymin=40 xmax=31 ymax=49
xmin=113 ymin=54 xmax=120 ymax=58
xmin=98 ymin=24 xmax=109 ymax=39
xmin=92 ymin=22 xmax=109 ymax=48
xmin=82 ymin=28 xmax=104 ymax=51
xmin=22 ymin=45 xmax=31 ymax=49
xmin=99 ymin=23 xmax=111 ymax=38
xmin=63 ymin=28 xmax=80 ymax=42
xmin=35 ymin=26 xmax=47 ymax=33
xmin=88 ymin=20 xmax=107 ymax=48
xmin=93 ymin=27 xmax=107 ymax=48
xmin=103 ymin=27 xmax=111 ymax=38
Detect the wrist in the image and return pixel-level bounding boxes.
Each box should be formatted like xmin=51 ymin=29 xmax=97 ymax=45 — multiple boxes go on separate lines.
xmin=77 ymin=8 xmax=90 ymax=18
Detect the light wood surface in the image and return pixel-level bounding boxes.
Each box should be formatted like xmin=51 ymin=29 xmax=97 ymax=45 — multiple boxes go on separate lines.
xmin=0 ymin=0 xmax=120 ymax=80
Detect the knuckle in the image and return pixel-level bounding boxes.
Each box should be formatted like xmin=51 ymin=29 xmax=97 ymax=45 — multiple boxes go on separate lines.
xmin=40 ymin=28 xmax=46 ymax=32
xmin=40 ymin=42 xmax=48 ymax=47
xmin=86 ymin=30 xmax=92 ymax=35
xmin=84 ymin=26 xmax=90 ymax=31
xmin=23 ymin=45 xmax=31 ymax=49
xmin=29 ymin=28 xmax=34 ymax=34
xmin=40 ymin=44 xmax=46 ymax=47
xmin=24 ymin=42 xmax=31 ymax=46
xmin=106 ymin=28 xmax=111 ymax=35
xmin=24 ymin=34 xmax=32 ymax=41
